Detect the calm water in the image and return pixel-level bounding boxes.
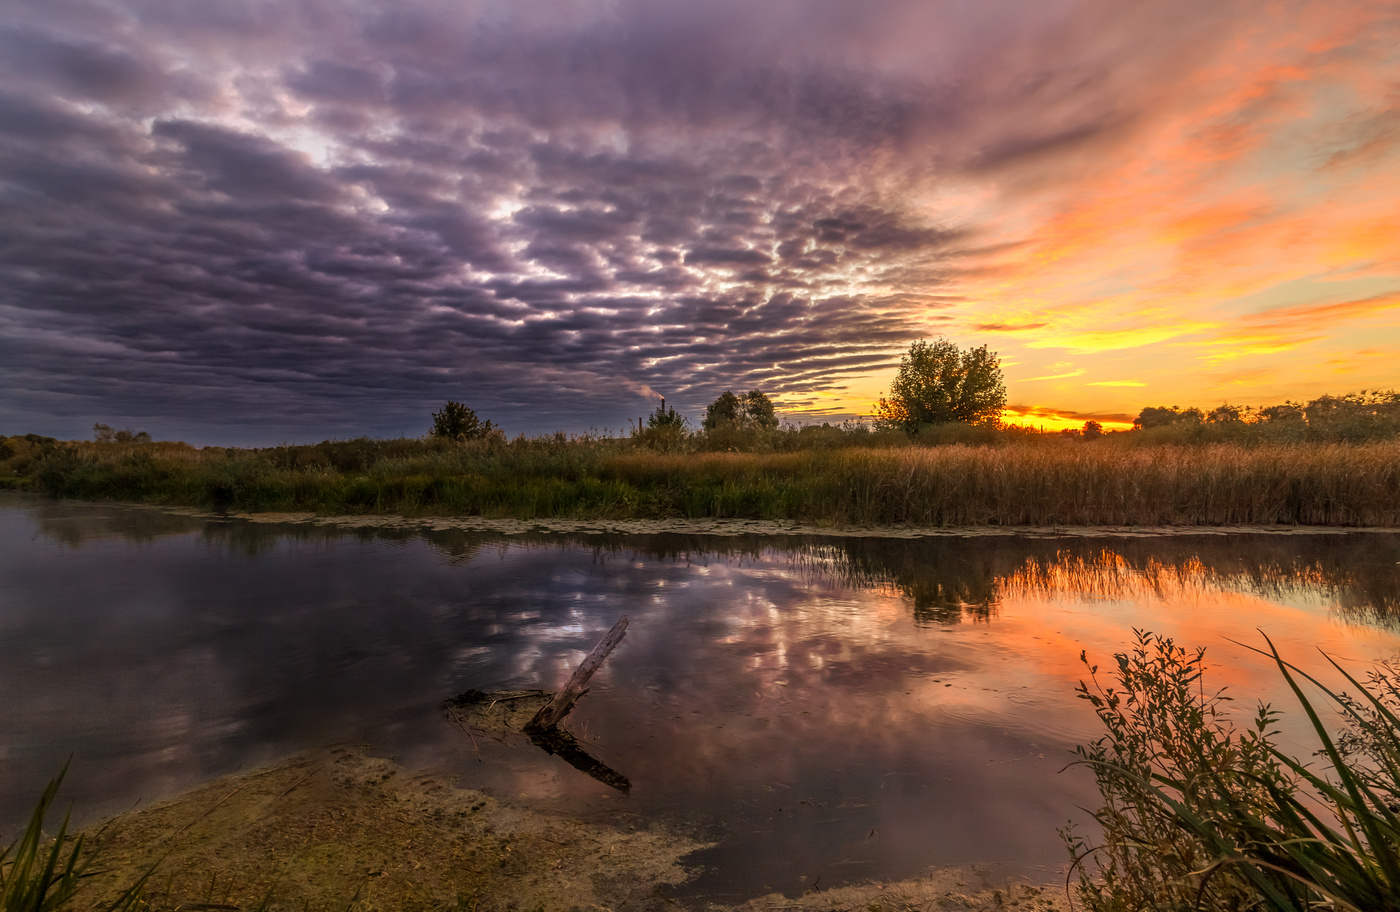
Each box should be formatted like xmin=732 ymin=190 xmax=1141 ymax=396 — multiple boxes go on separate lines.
xmin=3 ymin=493 xmax=1400 ymax=900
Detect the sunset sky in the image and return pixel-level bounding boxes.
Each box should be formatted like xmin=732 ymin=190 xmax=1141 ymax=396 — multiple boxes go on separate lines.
xmin=2 ymin=0 xmax=1397 ymax=443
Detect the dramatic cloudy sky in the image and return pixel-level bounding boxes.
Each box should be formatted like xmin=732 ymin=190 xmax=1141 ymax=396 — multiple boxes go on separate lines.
xmin=2 ymin=0 xmax=1397 ymax=443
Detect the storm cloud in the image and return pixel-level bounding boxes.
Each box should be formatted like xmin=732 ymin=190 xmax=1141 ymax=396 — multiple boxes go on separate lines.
xmin=2 ymin=0 xmax=1394 ymax=440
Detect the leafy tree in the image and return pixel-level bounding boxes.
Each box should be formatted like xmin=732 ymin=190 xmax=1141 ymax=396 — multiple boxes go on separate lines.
xmin=633 ymin=398 xmax=690 ymax=451
xmin=703 ymin=389 xmax=778 ymax=431
xmin=1133 ymin=405 xmax=1203 ymax=429
xmin=1258 ymin=401 xmax=1305 ymax=423
xmin=429 ymin=401 xmax=496 ymax=441
xmin=874 ymin=340 xmax=1006 ymax=432
xmin=645 ymin=398 xmax=687 ymax=431
xmin=93 ymin=423 xmax=151 ymax=443
xmin=1081 ymin=420 xmax=1103 ymax=439
xmin=1207 ymin=403 xmax=1248 ymax=424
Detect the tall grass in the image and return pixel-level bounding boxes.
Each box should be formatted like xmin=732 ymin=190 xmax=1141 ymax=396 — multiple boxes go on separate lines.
xmin=0 ymin=765 xmax=147 ymax=912
xmin=1065 ymin=631 xmax=1400 ymax=911
xmin=6 ymin=434 xmax=1400 ymax=526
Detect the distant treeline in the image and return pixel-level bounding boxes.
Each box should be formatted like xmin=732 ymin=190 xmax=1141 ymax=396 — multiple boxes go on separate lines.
xmin=2 ymin=387 xmax=1397 ymax=526
xmin=1128 ymin=389 xmax=1400 ymax=443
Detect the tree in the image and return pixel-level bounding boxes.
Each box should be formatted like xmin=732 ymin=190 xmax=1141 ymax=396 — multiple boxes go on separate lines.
xmin=874 ymin=340 xmax=1006 ymax=432
xmin=703 ymin=389 xmax=778 ymax=431
xmin=1081 ymin=420 xmax=1103 ymax=439
xmin=1133 ymin=405 xmax=1203 ymax=429
xmin=430 ymin=401 xmax=496 ymax=441
xmin=632 ymin=398 xmax=690 ymax=451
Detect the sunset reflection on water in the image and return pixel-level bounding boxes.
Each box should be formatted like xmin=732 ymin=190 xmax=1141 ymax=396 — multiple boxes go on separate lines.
xmin=2 ymin=495 xmax=1398 ymax=900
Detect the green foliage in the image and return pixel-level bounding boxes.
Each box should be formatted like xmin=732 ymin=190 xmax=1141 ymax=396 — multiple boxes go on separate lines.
xmin=1133 ymin=390 xmax=1400 ymax=443
xmin=429 ymin=401 xmax=497 ymax=442
xmin=633 ymin=399 xmax=690 ymax=451
xmin=703 ymin=390 xmax=778 ymax=431
xmin=1066 ymin=630 xmax=1400 ymax=912
xmin=1 ymin=764 xmax=148 ymax=912
xmin=875 ymin=340 xmax=1007 ymax=433
xmin=644 ymin=398 xmax=687 ymax=431
xmin=1134 ymin=406 xmax=1204 ymax=429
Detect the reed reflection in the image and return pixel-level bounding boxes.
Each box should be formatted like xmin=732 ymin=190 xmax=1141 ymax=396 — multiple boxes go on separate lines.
xmin=470 ymin=531 xmax=1400 ymax=630
xmin=19 ymin=494 xmax=1398 ymax=629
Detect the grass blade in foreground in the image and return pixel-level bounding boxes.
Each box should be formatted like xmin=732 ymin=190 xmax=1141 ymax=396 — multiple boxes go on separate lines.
xmin=0 ymin=764 xmax=148 ymax=912
xmin=1064 ymin=630 xmax=1400 ymax=911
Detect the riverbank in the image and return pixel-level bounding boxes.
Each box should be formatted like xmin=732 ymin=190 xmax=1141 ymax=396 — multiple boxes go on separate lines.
xmin=76 ymin=747 xmax=1068 ymax=912
xmin=7 ymin=436 xmax=1400 ymax=527
xmin=161 ymin=505 xmax=1400 ymax=539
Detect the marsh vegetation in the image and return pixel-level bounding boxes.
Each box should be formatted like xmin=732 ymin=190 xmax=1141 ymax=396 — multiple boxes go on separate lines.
xmin=3 ymin=431 xmax=1398 ymax=527
xmin=6 ymin=387 xmax=1399 ymax=527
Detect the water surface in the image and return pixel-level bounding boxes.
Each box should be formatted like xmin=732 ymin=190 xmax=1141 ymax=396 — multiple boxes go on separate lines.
xmin=2 ymin=493 xmax=1399 ymax=901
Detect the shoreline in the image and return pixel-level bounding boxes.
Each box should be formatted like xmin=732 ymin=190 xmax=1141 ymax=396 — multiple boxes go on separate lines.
xmin=162 ymin=505 xmax=1400 ymax=539
xmin=77 ymin=746 xmax=1070 ymax=912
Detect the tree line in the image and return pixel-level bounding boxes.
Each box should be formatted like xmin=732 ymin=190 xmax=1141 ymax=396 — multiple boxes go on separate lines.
xmin=429 ymin=339 xmax=1398 ymax=447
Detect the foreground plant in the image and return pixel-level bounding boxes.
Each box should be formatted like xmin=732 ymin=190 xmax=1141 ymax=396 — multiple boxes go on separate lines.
xmin=1064 ymin=630 xmax=1400 ymax=912
xmin=0 ymin=764 xmax=147 ymax=912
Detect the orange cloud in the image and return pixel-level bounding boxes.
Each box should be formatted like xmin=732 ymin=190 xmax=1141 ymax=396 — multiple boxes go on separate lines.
xmin=1210 ymin=292 xmax=1400 ymax=359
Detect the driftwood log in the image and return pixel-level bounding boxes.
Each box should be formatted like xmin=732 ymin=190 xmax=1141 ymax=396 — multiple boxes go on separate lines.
xmin=525 ymin=614 xmax=629 ymax=732
xmin=443 ymin=615 xmax=633 ymax=792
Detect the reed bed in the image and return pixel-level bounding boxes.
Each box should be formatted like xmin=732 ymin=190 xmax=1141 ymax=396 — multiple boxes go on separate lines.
xmin=9 ymin=436 xmax=1400 ymax=526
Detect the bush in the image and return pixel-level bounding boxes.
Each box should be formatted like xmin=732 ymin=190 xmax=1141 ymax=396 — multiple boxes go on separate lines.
xmin=1065 ymin=630 xmax=1400 ymax=911
xmin=632 ymin=399 xmax=691 ymax=452
xmin=1130 ymin=390 xmax=1400 ymax=444
xmin=429 ymin=401 xmax=497 ymax=441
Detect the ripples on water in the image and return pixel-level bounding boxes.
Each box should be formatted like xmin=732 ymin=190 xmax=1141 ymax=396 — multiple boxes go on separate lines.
xmin=2 ymin=493 xmax=1398 ymax=900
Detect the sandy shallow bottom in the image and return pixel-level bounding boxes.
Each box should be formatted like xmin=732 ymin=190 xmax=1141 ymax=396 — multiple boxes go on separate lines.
xmin=166 ymin=507 xmax=1389 ymax=540
xmin=80 ymin=748 xmax=1071 ymax=912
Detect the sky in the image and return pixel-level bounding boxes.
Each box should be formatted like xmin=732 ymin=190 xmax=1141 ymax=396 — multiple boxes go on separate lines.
xmin=1 ymin=0 xmax=1397 ymax=444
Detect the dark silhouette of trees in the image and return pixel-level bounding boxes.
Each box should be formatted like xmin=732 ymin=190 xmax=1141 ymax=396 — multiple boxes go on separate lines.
xmin=93 ymin=423 xmax=151 ymax=443
xmin=430 ymin=401 xmax=496 ymax=441
xmin=645 ymin=398 xmax=687 ymax=431
xmin=874 ymin=340 xmax=1006 ymax=433
xmin=703 ymin=390 xmax=778 ymax=431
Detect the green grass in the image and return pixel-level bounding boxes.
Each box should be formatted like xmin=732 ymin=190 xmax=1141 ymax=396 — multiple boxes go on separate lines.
xmin=5 ymin=429 xmax=1400 ymax=527
xmin=0 ymin=764 xmax=148 ymax=912
xmin=1065 ymin=631 xmax=1400 ymax=911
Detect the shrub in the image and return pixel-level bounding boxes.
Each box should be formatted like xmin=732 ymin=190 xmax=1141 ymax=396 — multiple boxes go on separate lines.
xmin=632 ymin=399 xmax=691 ymax=452
xmin=1065 ymin=630 xmax=1400 ymax=912
xmin=429 ymin=401 xmax=497 ymax=441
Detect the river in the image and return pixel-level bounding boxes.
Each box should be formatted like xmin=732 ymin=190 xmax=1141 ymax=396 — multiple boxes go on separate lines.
xmin=2 ymin=492 xmax=1398 ymax=901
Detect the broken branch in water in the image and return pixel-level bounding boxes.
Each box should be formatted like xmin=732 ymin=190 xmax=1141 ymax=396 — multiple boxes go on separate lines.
xmin=526 ymin=615 xmax=629 ymax=732
xmin=442 ymin=616 xmax=633 ymax=792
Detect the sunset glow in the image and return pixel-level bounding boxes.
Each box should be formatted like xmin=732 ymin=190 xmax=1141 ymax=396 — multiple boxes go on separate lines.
xmin=1 ymin=0 xmax=1396 ymax=442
